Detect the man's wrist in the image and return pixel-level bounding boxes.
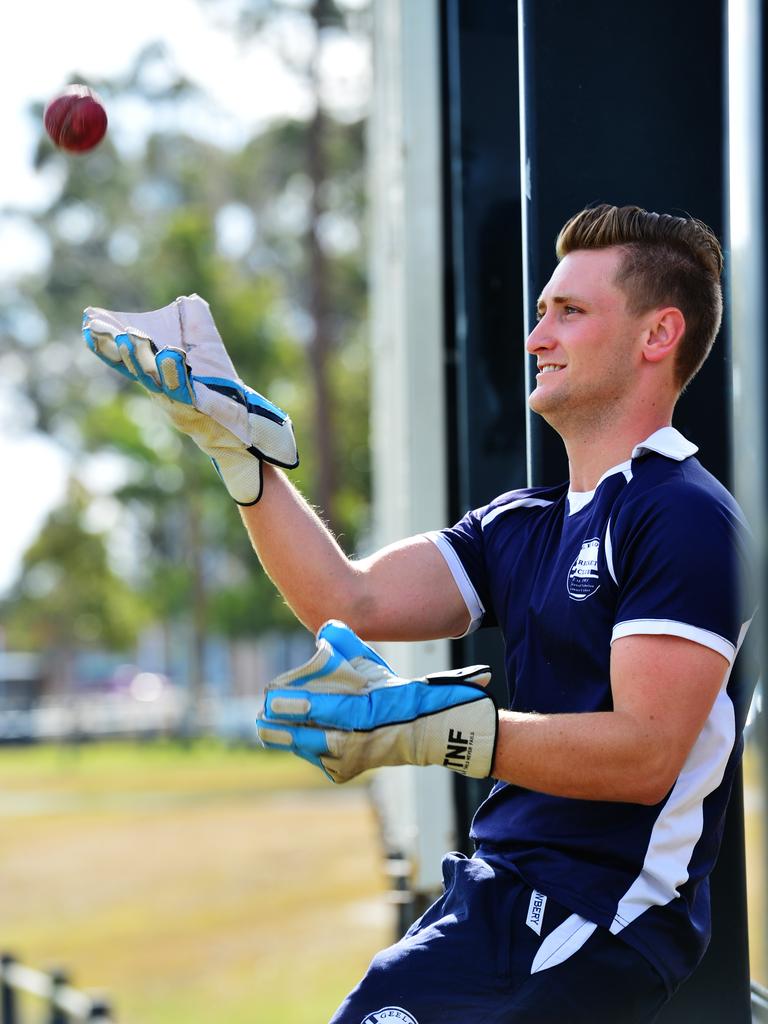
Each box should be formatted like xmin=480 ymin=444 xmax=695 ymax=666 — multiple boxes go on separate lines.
xmin=423 ymin=690 xmax=498 ymax=779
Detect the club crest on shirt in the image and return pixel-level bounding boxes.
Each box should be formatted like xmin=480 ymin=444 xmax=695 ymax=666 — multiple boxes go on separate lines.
xmin=567 ymin=537 xmax=601 ymax=601
xmin=361 ymin=1010 xmax=419 ymax=1024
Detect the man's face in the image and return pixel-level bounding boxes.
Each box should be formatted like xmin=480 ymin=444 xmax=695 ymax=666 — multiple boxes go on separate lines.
xmin=526 ymin=247 xmax=649 ymax=433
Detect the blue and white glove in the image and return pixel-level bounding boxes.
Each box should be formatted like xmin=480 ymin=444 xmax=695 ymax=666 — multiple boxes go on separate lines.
xmin=257 ymin=620 xmax=498 ymax=783
xmin=82 ymin=294 xmax=298 ymax=504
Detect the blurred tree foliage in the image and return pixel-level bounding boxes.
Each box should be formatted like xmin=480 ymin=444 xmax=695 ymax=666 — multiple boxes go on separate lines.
xmin=7 ymin=480 xmax=147 ymax=653
xmin=0 ymin=0 xmax=371 ymax=684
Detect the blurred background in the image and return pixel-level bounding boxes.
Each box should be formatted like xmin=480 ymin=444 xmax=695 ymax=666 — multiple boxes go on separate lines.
xmin=0 ymin=1 xmax=389 ymax=1022
xmin=0 ymin=0 xmax=372 ymax=726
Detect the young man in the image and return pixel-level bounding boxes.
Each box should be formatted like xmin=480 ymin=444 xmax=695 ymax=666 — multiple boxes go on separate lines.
xmin=84 ymin=205 xmax=756 ymax=1023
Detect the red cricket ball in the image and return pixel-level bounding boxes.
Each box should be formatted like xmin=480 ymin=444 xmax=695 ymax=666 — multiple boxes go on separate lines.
xmin=44 ymin=85 xmax=108 ymax=153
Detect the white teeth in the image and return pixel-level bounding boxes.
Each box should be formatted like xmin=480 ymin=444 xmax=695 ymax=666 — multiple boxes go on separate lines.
xmin=540 ymin=365 xmax=563 ymax=373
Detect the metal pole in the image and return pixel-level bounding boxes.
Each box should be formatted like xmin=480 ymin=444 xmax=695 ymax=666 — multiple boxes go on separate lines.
xmin=727 ymin=0 xmax=768 ymax=991
xmin=440 ymin=0 xmax=526 ymax=850
xmin=0 ymin=954 xmax=17 ymax=1024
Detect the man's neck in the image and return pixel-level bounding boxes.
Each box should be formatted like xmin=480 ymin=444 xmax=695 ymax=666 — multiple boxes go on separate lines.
xmin=564 ymin=418 xmax=672 ymax=492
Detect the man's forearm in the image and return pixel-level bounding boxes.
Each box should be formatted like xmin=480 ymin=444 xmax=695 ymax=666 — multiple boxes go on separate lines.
xmin=492 ymin=709 xmax=674 ymax=805
xmin=239 ymin=464 xmax=365 ymax=633
xmin=492 ymin=635 xmax=727 ymax=805
xmin=238 ymin=465 xmax=471 ymax=642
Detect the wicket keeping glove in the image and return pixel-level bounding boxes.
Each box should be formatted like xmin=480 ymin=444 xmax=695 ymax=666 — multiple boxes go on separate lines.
xmin=82 ymin=294 xmax=298 ymax=504
xmin=256 ymin=620 xmax=498 ymax=783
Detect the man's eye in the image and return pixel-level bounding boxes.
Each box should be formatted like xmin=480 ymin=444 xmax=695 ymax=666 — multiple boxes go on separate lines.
xmin=564 ymin=305 xmax=581 ymax=315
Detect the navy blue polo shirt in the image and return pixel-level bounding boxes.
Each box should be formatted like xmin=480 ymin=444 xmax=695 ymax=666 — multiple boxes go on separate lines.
xmin=427 ymin=427 xmax=757 ymax=993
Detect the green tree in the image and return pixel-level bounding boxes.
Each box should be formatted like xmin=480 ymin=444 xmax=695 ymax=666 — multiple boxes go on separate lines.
xmin=2 ymin=480 xmax=147 ymax=689
xmin=205 ymin=0 xmax=372 ymax=534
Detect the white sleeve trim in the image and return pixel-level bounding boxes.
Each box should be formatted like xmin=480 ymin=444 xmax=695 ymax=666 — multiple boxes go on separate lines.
xmin=424 ymin=531 xmax=485 ymax=636
xmin=481 ymin=496 xmax=553 ymax=529
xmin=604 ymin=518 xmax=617 ymax=585
xmin=611 ymin=619 xmax=736 ymax=663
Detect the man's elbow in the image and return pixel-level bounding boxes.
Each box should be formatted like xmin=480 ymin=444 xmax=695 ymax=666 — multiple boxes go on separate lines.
xmin=298 ymin=572 xmax=375 ymax=638
xmin=627 ymin=756 xmax=680 ymax=806
xmin=632 ymin=779 xmax=674 ymax=807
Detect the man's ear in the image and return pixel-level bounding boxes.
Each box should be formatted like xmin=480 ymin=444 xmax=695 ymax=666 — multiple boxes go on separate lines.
xmin=642 ymin=307 xmax=686 ymax=365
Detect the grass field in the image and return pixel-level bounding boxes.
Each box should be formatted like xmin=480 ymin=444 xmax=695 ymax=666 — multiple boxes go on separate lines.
xmin=0 ymin=740 xmax=393 ymax=1024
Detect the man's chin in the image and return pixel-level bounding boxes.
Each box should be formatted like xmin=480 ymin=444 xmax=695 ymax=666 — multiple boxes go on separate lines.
xmin=528 ymin=387 xmax=557 ymax=415
xmin=528 ymin=388 xmax=565 ymax=430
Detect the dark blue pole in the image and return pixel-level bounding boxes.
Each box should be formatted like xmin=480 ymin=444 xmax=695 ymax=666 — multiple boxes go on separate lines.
xmin=441 ymin=0 xmax=527 ymax=855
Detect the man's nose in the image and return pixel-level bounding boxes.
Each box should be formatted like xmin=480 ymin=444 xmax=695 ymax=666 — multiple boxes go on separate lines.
xmin=525 ymin=317 xmax=554 ymax=354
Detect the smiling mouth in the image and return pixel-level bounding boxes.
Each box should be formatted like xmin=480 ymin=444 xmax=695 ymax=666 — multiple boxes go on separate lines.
xmin=537 ymin=365 xmax=564 ymax=375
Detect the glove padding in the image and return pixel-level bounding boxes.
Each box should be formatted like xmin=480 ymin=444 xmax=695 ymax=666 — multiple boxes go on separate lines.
xmin=257 ymin=620 xmax=498 ymax=783
xmin=82 ymin=294 xmax=298 ymax=504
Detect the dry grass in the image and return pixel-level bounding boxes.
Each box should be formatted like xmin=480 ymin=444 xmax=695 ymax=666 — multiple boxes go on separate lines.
xmin=2 ymin=738 xmax=763 ymax=1018
xmin=0 ymin=741 xmax=393 ymax=1024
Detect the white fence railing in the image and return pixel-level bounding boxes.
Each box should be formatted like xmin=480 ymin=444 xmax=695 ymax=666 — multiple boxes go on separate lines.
xmin=0 ymin=954 xmax=114 ymax=1023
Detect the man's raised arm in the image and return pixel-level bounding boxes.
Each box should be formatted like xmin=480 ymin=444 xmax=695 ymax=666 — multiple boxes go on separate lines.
xmin=82 ymin=295 xmax=469 ymax=643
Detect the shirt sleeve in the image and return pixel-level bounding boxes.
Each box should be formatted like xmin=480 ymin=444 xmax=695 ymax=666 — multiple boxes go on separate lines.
xmin=610 ymin=482 xmax=755 ymax=664
xmin=424 ymin=506 xmax=498 ymax=635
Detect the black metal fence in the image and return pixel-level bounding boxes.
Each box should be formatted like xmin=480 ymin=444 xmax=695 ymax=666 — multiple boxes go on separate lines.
xmin=0 ymin=955 xmax=114 ymax=1023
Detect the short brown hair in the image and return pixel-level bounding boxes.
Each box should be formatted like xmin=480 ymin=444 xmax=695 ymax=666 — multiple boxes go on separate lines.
xmin=556 ymin=204 xmax=724 ymax=391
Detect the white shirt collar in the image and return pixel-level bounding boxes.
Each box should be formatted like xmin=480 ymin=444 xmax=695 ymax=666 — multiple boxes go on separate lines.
xmin=630 ymin=425 xmax=698 ymax=461
xmin=567 ymin=427 xmax=697 ymax=515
